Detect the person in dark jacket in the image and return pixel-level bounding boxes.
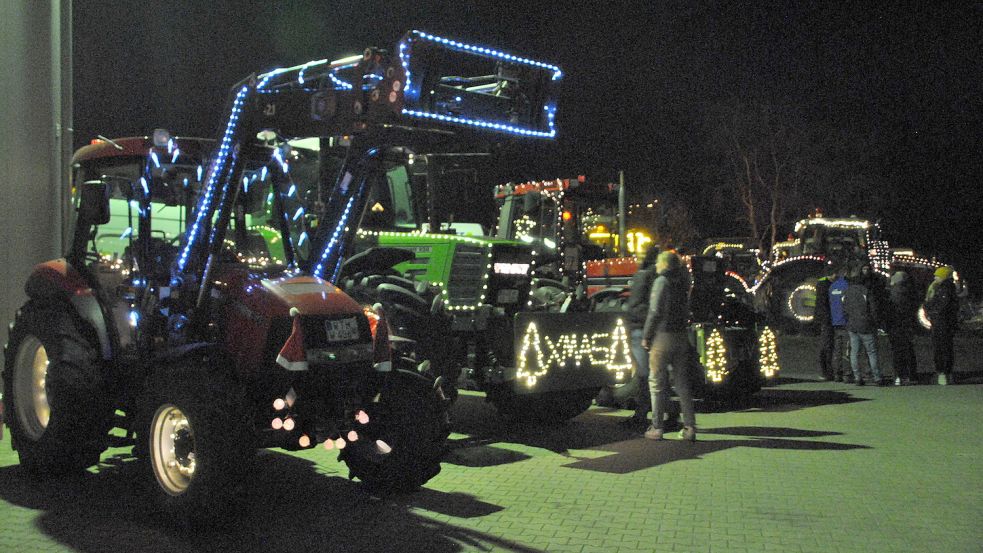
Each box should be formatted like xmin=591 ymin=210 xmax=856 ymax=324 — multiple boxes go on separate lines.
xmin=842 ymin=263 xmax=883 ymax=385
xmin=828 ymin=269 xmax=851 ymax=382
xmin=814 ymin=263 xmax=838 ymax=380
xmin=641 ymin=251 xmax=696 ymax=441
xmin=887 ymin=270 xmax=919 ymax=385
xmin=925 ymin=265 xmax=959 ymax=385
xmin=620 ymin=243 xmax=659 ymax=428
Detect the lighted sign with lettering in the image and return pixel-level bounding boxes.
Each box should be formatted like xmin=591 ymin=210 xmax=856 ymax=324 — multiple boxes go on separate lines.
xmin=515 ymin=318 xmax=632 ymax=387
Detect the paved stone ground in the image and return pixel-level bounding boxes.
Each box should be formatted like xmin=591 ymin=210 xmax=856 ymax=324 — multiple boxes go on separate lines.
xmin=0 ymin=333 xmax=980 ymax=552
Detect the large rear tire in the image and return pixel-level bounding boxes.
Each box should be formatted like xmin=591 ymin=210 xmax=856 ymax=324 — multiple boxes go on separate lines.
xmin=340 ymin=370 xmax=448 ymax=493
xmin=486 ymin=385 xmax=599 ymax=423
xmin=2 ymin=301 xmax=110 ymax=476
xmin=141 ymin=362 xmax=254 ymax=519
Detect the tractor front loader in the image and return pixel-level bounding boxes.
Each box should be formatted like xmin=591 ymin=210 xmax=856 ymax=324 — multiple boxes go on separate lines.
xmin=2 ymin=30 xmax=549 ymax=518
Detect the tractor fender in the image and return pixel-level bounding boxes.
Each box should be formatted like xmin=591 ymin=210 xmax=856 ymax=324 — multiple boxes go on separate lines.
xmin=25 ymin=259 xmax=113 ymax=360
xmin=340 ymin=247 xmax=416 ymax=279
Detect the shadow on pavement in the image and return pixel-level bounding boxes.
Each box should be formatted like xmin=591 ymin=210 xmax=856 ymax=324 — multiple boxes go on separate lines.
xmin=0 ymin=450 xmax=534 ymax=553
xmin=446 ymin=394 xmax=646 ymax=461
xmin=736 ymin=388 xmax=869 ymax=412
xmin=561 ymin=426 xmax=870 ymax=474
xmin=443 ymin=386 xmax=871 ymax=469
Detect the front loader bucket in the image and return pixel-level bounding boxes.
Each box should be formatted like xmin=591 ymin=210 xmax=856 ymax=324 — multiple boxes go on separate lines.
xmin=397 ymin=30 xmax=562 ymax=138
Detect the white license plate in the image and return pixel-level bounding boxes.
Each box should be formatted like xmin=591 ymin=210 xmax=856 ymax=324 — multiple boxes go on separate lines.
xmin=325 ymin=317 xmax=360 ymax=342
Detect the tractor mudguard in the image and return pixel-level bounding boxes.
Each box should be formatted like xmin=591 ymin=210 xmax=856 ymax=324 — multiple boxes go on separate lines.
xmin=340 ymin=247 xmax=416 ymax=280
xmin=25 ymin=259 xmax=113 ymax=360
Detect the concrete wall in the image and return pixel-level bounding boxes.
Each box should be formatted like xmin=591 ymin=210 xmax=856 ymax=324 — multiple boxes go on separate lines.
xmin=0 ymin=1 xmax=72 ymax=348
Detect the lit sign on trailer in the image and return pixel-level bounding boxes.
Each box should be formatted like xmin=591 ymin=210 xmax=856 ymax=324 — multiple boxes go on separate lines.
xmin=513 ymin=312 xmax=632 ymax=388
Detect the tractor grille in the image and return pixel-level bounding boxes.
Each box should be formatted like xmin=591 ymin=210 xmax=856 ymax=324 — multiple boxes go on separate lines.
xmin=447 ymin=245 xmax=487 ymax=305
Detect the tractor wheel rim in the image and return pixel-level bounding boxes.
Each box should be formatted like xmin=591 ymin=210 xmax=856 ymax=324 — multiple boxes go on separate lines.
xmin=788 ymin=284 xmax=817 ymax=322
xmin=12 ymin=335 xmax=50 ymax=441
xmin=151 ymin=404 xmax=197 ymax=496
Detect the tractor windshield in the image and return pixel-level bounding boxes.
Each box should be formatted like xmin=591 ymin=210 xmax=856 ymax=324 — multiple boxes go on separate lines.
xmin=497 ymin=192 xmax=559 ymax=245
xmin=75 ymin=153 xmax=203 ymax=262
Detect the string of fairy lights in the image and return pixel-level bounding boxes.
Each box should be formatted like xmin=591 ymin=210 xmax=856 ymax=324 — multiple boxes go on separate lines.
xmin=515 ymin=319 xmax=633 ymax=387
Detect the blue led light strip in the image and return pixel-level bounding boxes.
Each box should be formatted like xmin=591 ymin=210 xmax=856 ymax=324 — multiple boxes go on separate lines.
xmin=176 ymin=83 xmax=250 ymax=271
xmin=401 ymin=108 xmax=557 ymax=138
xmin=410 ymin=30 xmax=563 ymax=80
xmin=177 ymin=69 xmax=283 ymax=272
xmin=313 ymin=192 xmax=358 ymax=279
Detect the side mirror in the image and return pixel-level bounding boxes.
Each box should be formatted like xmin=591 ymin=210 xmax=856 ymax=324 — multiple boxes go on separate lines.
xmin=79 ymin=179 xmax=111 ymax=226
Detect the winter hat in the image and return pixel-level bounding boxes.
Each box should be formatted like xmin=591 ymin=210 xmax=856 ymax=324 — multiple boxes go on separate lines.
xmin=890 ymin=271 xmax=909 ymax=285
xmin=934 ymin=266 xmax=954 ymax=281
xmin=655 ymin=251 xmax=681 ymax=273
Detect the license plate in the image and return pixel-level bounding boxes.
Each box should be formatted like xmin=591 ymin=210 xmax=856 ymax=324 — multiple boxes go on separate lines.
xmin=325 ymin=317 xmax=360 ymax=342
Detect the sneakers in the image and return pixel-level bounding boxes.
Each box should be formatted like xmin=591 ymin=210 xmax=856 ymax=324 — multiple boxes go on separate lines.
xmin=937 ymin=373 xmax=949 ymax=386
xmin=644 ymin=426 xmax=664 ymax=440
xmin=679 ymin=426 xmax=697 ymax=441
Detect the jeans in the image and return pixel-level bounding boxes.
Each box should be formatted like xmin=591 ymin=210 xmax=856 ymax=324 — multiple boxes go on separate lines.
xmin=849 ymin=331 xmax=881 ymax=382
xmin=629 ymin=329 xmax=651 ymax=417
xmin=831 ymin=327 xmax=851 ymax=379
xmin=818 ymin=326 xmax=833 ymax=379
xmin=648 ymin=331 xmax=696 ymax=430
xmin=888 ymin=321 xmax=917 ymax=381
xmin=931 ymin=326 xmax=955 ymax=376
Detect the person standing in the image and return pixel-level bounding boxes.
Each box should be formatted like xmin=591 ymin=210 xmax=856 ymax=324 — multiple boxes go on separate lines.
xmin=887 ymin=270 xmax=919 ymax=385
xmin=641 ymin=251 xmax=697 ymax=441
xmin=925 ymin=265 xmax=959 ymax=385
xmin=828 ymin=268 xmax=852 ymax=382
xmin=620 ymin=243 xmax=659 ymax=428
xmin=843 ymin=264 xmax=884 ymax=385
xmin=814 ymin=263 xmax=837 ymax=380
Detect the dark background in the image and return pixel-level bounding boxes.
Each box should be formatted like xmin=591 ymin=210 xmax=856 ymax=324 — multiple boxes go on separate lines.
xmin=73 ymin=1 xmax=983 ymax=295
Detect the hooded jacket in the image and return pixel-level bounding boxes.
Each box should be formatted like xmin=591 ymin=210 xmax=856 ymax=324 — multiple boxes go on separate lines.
xmin=843 ymin=275 xmax=880 ymax=334
xmin=925 ymin=275 xmax=958 ymax=330
xmin=642 ymin=259 xmax=691 ymax=341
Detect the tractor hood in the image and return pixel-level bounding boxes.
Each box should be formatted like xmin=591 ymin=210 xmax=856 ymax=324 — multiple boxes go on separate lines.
xmin=218 ymin=267 xmax=364 ymax=320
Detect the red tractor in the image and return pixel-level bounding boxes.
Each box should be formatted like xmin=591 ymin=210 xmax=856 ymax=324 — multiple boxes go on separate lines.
xmin=3 ymin=30 xmax=553 ymax=517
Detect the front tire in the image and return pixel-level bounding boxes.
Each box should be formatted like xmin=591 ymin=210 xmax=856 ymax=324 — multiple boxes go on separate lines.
xmin=340 ymin=370 xmax=448 ymax=493
xmin=142 ymin=363 xmax=253 ymax=518
xmin=2 ymin=301 xmax=110 ymax=476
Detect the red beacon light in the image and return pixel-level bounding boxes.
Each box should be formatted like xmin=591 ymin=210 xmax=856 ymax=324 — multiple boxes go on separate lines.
xmin=561 ymin=210 xmax=573 ymax=222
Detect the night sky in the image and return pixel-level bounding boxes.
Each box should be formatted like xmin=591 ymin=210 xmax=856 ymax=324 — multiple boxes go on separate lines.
xmin=73 ymin=1 xmax=983 ymax=293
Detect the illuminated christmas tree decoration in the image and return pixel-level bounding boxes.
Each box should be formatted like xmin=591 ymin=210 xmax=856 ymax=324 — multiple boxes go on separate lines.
xmin=298 ymin=434 xmax=311 ymax=448
xmin=355 ymin=410 xmax=370 ymax=424
xmin=282 ymin=417 xmax=295 ymax=431
xmin=516 ymin=322 xmax=548 ymax=387
xmin=347 ymin=430 xmax=359 ymax=442
xmin=271 ymin=417 xmax=283 ymax=430
xmin=323 ymin=439 xmax=334 ymax=450
xmin=605 ymin=318 xmax=632 ymax=381
xmin=704 ymin=329 xmax=729 ymax=383
xmin=758 ymin=326 xmax=780 ymax=378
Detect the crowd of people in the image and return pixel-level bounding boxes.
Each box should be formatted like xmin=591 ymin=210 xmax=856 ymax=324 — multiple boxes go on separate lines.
xmin=617 ymin=245 xmax=963 ymax=444
xmin=815 ymin=259 xmax=960 ymax=386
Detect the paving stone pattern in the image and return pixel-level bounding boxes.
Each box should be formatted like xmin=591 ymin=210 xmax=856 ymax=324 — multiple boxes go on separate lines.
xmin=1 ymin=336 xmax=981 ymax=553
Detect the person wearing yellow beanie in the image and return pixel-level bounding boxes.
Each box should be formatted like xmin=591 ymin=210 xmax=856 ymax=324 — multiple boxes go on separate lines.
xmin=925 ymin=265 xmax=959 ymax=384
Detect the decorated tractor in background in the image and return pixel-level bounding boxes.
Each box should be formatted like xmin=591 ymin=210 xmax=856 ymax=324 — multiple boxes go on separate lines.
xmin=492 ymin=177 xmax=779 ymax=410
xmin=752 ymin=215 xmax=966 ymax=333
